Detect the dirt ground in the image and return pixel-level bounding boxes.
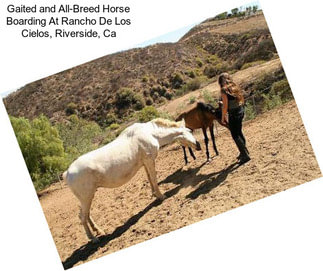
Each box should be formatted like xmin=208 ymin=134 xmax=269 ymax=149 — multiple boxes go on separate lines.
xmin=39 ymin=100 xmax=321 ymax=269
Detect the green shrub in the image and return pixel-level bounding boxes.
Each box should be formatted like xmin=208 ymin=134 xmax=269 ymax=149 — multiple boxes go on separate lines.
xmin=10 ymin=115 xmax=67 ymax=191
xmin=65 ymin=102 xmax=77 ymax=115
xmin=262 ymin=93 xmax=283 ymax=111
xmin=145 ymin=97 xmax=153 ymax=105
xmin=186 ymin=78 xmax=201 ymax=91
xmin=108 ymin=123 xmax=120 ymax=130
xmin=207 ymin=54 xmax=220 ymax=64
xmin=203 ymin=65 xmax=217 ymax=78
xmin=169 ymin=73 xmax=184 ymax=89
xmin=102 ymin=133 xmax=116 ymax=145
xmin=189 ymin=95 xmax=197 ymax=104
xmin=105 ymin=112 xmax=117 ymax=126
xmin=215 ymin=11 xmax=228 ymax=20
xmin=137 ymin=106 xmax=160 ymax=122
xmin=133 ymin=93 xmax=145 ymax=110
xmin=175 ymin=87 xmax=186 ymax=97
xmin=56 ymin=115 xmax=101 ymax=164
xmin=202 ymin=89 xmax=216 ymax=106
xmin=270 ymin=79 xmax=293 ymax=102
xmin=164 ymin=91 xmax=173 ymax=100
xmin=196 ymin=58 xmax=203 ymax=67
xmin=187 ymin=70 xmax=196 ymax=78
xmin=244 ymin=101 xmax=257 ymax=120
xmin=115 ymin=88 xmax=145 ymax=111
xmin=142 ymin=75 xmax=149 ymax=83
xmin=115 ymin=88 xmax=135 ymax=110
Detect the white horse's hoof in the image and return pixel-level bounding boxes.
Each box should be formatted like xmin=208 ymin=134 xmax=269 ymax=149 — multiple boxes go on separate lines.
xmin=157 ymin=194 xmax=166 ymax=201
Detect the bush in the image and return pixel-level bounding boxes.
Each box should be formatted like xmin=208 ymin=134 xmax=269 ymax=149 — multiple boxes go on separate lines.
xmin=137 ymin=106 xmax=160 ymax=122
xmin=164 ymin=91 xmax=173 ymax=100
xmin=133 ymin=93 xmax=145 ymax=110
xmin=142 ymin=75 xmax=149 ymax=83
xmin=102 ymin=133 xmax=116 ymax=145
xmin=262 ymin=93 xmax=283 ymax=111
xmin=10 ymin=115 xmax=67 ymax=191
xmin=270 ymin=79 xmax=293 ymax=102
xmin=196 ymin=58 xmax=203 ymax=67
xmin=56 ymin=115 xmax=101 ymax=164
xmin=215 ymin=12 xmax=228 ymax=20
xmin=203 ymin=65 xmax=217 ymax=78
xmin=108 ymin=123 xmax=120 ymax=130
xmin=65 ymin=102 xmax=77 ymax=115
xmin=202 ymin=89 xmax=216 ymax=106
xmin=186 ymin=78 xmax=201 ymax=91
xmin=186 ymin=70 xmax=196 ymax=78
xmin=169 ymin=73 xmax=184 ymax=89
xmin=115 ymin=88 xmax=145 ymax=111
xmin=244 ymin=101 xmax=257 ymax=120
xmin=115 ymin=88 xmax=135 ymax=110
xmin=105 ymin=112 xmax=117 ymax=126
xmin=145 ymin=97 xmax=153 ymax=105
xmin=189 ymin=95 xmax=197 ymax=104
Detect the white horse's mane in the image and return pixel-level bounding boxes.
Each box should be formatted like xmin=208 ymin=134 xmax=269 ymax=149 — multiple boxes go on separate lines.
xmin=151 ymin=118 xmax=181 ymax=128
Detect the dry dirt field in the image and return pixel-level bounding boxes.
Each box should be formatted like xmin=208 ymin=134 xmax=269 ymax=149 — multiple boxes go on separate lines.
xmin=39 ymin=100 xmax=321 ymax=269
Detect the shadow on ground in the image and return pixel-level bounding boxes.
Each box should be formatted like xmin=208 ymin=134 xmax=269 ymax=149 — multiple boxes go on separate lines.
xmin=62 ymin=161 xmax=240 ymax=269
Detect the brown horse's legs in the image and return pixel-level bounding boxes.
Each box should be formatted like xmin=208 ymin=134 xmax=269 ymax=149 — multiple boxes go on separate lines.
xmin=188 ymin=147 xmax=196 ymax=160
xmin=182 ymin=146 xmax=188 ymax=164
xmin=202 ymin=127 xmax=210 ymax=161
xmin=210 ymin=124 xmax=219 ymax=156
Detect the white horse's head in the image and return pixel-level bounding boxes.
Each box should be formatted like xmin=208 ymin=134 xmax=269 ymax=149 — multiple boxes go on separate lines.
xmin=175 ymin=120 xmax=201 ymax=150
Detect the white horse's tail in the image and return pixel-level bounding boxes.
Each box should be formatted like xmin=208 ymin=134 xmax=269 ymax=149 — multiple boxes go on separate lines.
xmin=59 ymin=171 xmax=68 ymax=188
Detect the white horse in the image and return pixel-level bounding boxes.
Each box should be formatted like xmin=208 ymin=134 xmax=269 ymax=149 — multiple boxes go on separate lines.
xmin=63 ymin=118 xmax=201 ymax=242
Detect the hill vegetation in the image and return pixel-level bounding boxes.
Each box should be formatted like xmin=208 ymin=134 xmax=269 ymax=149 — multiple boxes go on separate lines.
xmin=5 ymin=10 xmax=276 ymax=126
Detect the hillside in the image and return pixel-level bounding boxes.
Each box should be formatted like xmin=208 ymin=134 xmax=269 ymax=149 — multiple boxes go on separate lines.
xmin=4 ymin=11 xmax=276 ymax=125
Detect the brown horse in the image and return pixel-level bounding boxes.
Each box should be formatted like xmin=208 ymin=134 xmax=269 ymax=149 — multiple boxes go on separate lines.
xmin=176 ymin=102 xmax=227 ymax=164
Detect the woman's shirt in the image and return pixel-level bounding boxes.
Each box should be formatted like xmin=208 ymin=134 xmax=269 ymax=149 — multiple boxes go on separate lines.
xmin=221 ymin=88 xmax=240 ymax=110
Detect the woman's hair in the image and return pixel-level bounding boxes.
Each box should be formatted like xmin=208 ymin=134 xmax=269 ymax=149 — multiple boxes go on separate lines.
xmin=218 ymin=72 xmax=244 ymax=105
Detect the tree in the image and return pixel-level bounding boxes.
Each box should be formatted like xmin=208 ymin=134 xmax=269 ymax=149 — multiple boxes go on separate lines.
xmin=231 ymin=8 xmax=239 ymax=16
xmin=56 ymin=114 xmax=101 ymax=163
xmin=10 ymin=115 xmax=67 ymax=191
xmin=137 ymin=106 xmax=160 ymax=122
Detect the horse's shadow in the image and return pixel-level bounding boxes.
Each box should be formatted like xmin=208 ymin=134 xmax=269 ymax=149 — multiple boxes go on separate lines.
xmin=62 ymin=161 xmax=240 ymax=269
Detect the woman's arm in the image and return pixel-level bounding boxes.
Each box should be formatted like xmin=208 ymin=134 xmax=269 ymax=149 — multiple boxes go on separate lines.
xmin=221 ymin=91 xmax=229 ymax=125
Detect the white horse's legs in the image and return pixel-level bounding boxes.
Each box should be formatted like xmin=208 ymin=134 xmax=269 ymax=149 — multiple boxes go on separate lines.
xmin=143 ymin=159 xmax=165 ymax=200
xmin=79 ymin=193 xmax=100 ymax=242
xmin=89 ymin=215 xmax=105 ymax=236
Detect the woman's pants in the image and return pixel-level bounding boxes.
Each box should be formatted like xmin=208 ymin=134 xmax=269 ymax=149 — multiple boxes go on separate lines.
xmin=228 ymin=106 xmax=249 ymax=158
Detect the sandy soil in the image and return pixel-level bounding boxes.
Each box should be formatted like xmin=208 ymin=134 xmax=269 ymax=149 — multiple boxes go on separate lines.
xmin=39 ymin=100 xmax=321 ymax=269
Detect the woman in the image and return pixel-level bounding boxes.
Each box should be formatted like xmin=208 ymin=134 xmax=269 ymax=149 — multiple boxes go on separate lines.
xmin=219 ymin=72 xmax=250 ymax=164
